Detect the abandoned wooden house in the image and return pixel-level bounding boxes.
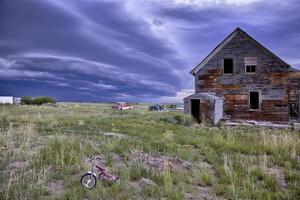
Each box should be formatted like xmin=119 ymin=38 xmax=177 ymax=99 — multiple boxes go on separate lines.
xmin=184 ymin=27 xmax=300 ymax=124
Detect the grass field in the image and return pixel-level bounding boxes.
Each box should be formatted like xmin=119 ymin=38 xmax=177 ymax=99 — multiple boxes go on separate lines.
xmin=0 ymin=103 xmax=299 ymax=200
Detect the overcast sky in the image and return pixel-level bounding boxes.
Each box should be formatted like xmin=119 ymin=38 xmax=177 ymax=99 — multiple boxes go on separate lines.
xmin=0 ymin=0 xmax=299 ymax=102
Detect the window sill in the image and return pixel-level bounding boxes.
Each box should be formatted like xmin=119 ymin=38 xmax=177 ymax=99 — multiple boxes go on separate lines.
xmin=249 ymin=109 xmax=260 ymax=111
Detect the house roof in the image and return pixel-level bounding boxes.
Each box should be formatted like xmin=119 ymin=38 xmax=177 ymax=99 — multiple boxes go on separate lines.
xmin=190 ymin=27 xmax=290 ymax=75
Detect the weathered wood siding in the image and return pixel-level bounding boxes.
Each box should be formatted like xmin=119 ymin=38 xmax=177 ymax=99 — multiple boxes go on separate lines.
xmin=288 ymin=72 xmax=300 ymax=121
xmin=195 ymin=31 xmax=300 ymax=122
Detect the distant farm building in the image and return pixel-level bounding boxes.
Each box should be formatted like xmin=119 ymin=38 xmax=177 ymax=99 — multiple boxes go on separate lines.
xmin=0 ymin=96 xmax=20 ymax=104
xmin=149 ymin=104 xmax=164 ymax=111
xmin=184 ymin=27 xmax=300 ymax=124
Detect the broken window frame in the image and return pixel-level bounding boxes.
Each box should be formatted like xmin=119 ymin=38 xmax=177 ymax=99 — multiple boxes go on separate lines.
xmin=223 ymin=58 xmax=234 ymax=74
xmin=249 ymin=91 xmax=260 ymax=110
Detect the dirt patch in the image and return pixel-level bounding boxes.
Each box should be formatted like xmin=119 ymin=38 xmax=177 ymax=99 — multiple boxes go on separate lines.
xmin=129 ymin=150 xmax=191 ymax=171
xmin=266 ymin=166 xmax=287 ymax=189
xmin=184 ymin=193 xmax=194 ymax=200
xmin=47 ymin=180 xmax=64 ymax=195
xmin=197 ymin=186 xmax=213 ymax=200
xmin=99 ymin=131 xmax=125 ymax=139
xmin=7 ymin=160 xmax=28 ymax=170
xmin=195 ymin=161 xmax=213 ymax=170
xmin=185 ymin=186 xmax=213 ymax=200
xmin=30 ymin=142 xmax=45 ymax=151
xmin=113 ymin=154 xmax=124 ymax=163
xmin=130 ymin=177 xmax=156 ymax=190
xmin=138 ymin=177 xmax=156 ymax=187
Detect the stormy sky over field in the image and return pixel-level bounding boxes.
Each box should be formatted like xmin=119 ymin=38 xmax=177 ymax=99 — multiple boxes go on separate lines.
xmin=0 ymin=0 xmax=299 ymax=102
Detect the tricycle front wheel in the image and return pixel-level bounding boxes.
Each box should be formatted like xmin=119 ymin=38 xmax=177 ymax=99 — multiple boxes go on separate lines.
xmin=81 ymin=173 xmax=97 ymax=189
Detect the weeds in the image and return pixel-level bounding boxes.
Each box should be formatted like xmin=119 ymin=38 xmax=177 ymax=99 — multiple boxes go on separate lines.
xmin=0 ymin=104 xmax=299 ymax=199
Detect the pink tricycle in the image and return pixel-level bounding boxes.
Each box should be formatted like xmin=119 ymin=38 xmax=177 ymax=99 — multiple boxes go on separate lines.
xmin=80 ymin=156 xmax=120 ymax=189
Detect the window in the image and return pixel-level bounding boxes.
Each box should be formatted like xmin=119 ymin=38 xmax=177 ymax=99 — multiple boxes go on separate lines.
xmin=223 ymin=58 xmax=233 ymax=74
xmin=249 ymin=92 xmax=259 ymax=110
xmin=244 ymin=57 xmax=257 ymax=73
xmin=246 ymin=65 xmax=256 ymax=73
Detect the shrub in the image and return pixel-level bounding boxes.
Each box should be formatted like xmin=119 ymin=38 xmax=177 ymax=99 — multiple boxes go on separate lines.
xmin=20 ymin=96 xmax=56 ymax=105
xmin=20 ymin=96 xmax=33 ymax=105
xmin=200 ymin=172 xmax=213 ymax=186
xmin=33 ymin=96 xmax=56 ymax=105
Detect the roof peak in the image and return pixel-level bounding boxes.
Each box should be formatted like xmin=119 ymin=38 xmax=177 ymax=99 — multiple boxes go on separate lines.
xmin=190 ymin=27 xmax=290 ymax=75
xmin=235 ymin=27 xmax=247 ymax=34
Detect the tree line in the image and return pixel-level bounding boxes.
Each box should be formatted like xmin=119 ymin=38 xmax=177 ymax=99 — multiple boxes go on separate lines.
xmin=20 ymin=96 xmax=56 ymax=105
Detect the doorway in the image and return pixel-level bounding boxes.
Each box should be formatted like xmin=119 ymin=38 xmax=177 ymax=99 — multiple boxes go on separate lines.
xmin=249 ymin=92 xmax=259 ymax=110
xmin=289 ymin=95 xmax=300 ymax=120
xmin=191 ymin=99 xmax=200 ymax=122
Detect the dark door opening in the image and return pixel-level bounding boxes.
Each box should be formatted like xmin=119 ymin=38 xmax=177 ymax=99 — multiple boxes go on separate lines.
xmin=249 ymin=92 xmax=259 ymax=110
xmin=191 ymin=99 xmax=200 ymax=122
xmin=289 ymin=103 xmax=299 ymax=119
xmin=289 ymin=102 xmax=299 ymax=119
xmin=223 ymin=58 xmax=233 ymax=74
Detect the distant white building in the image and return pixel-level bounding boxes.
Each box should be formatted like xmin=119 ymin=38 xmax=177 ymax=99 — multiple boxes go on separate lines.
xmin=14 ymin=97 xmax=21 ymax=104
xmin=0 ymin=96 xmax=20 ymax=104
xmin=0 ymin=96 xmax=14 ymax=104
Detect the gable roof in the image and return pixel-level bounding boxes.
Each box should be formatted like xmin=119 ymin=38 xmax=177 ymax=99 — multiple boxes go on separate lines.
xmin=190 ymin=27 xmax=290 ymax=75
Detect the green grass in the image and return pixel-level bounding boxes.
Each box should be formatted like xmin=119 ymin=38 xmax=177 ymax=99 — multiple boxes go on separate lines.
xmin=0 ymin=103 xmax=299 ymax=200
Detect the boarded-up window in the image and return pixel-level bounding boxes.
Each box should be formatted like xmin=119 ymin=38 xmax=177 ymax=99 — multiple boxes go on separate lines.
xmin=223 ymin=58 xmax=233 ymax=74
xmin=249 ymin=92 xmax=259 ymax=110
xmin=244 ymin=57 xmax=257 ymax=73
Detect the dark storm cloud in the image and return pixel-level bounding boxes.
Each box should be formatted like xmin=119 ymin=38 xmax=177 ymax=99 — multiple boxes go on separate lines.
xmin=0 ymin=0 xmax=299 ymax=102
xmin=151 ymin=0 xmax=300 ymax=68
xmin=0 ymin=55 xmax=176 ymax=101
xmin=0 ymin=0 xmax=181 ymax=101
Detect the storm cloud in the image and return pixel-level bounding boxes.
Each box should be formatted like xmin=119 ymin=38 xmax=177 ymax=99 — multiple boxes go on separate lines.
xmin=0 ymin=0 xmax=299 ymax=102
